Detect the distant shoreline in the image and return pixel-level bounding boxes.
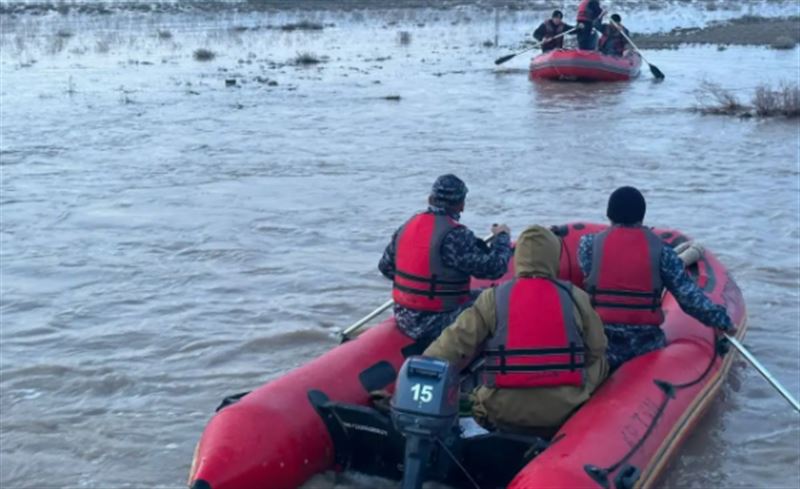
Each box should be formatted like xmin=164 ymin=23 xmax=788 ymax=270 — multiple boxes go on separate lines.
xmin=634 ymin=16 xmax=800 ymax=49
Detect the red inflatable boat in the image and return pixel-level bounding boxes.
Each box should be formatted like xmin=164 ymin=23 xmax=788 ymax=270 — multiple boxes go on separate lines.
xmin=529 ymin=49 xmax=642 ymax=82
xmin=188 ymin=223 xmax=747 ymax=489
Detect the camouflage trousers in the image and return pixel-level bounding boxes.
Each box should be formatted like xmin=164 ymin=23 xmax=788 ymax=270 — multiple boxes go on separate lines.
xmin=394 ymin=305 xmax=468 ymax=344
xmin=605 ymin=324 xmax=667 ymax=371
xmin=393 ymin=291 xmax=482 ymax=344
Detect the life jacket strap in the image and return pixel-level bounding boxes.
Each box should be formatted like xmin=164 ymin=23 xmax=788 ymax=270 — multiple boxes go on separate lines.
xmin=394 ymin=269 xmax=471 ymax=286
xmin=588 ymin=286 xmax=662 ymax=311
xmin=483 ymin=342 xmax=585 ymax=373
xmin=392 ymin=283 xmax=470 ymax=298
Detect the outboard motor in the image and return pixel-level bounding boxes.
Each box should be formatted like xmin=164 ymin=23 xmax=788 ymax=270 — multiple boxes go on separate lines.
xmin=391 ymin=356 xmax=460 ymax=489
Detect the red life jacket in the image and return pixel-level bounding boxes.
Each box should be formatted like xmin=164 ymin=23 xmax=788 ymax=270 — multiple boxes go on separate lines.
xmin=598 ymin=25 xmax=610 ymax=48
xmin=584 ymin=226 xmax=665 ymax=325
xmin=392 ymin=212 xmax=471 ymax=312
xmin=481 ymin=278 xmax=585 ymax=389
xmin=576 ymin=0 xmax=599 ymax=23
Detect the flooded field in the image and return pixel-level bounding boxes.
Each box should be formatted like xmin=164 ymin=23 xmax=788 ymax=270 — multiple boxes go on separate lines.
xmin=1 ymin=1 xmax=799 ymax=488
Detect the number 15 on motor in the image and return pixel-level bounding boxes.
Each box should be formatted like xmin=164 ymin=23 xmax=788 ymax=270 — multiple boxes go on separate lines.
xmin=410 ymin=383 xmax=434 ymax=403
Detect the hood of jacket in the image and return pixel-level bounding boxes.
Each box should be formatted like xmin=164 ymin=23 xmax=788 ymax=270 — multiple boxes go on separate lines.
xmin=514 ymin=225 xmax=561 ymax=278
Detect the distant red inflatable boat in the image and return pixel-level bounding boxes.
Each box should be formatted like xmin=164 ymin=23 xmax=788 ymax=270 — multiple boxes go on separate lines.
xmin=530 ymin=49 xmax=642 ymax=82
xmin=188 ymin=223 xmax=747 ymax=489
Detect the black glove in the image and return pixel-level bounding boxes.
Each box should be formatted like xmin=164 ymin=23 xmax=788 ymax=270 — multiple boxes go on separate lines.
xmin=369 ymin=389 xmax=392 ymax=414
xmin=711 ymin=306 xmax=735 ymax=332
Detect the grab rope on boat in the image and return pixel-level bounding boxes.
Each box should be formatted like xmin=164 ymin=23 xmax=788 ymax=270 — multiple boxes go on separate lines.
xmin=584 ymin=335 xmax=729 ymax=489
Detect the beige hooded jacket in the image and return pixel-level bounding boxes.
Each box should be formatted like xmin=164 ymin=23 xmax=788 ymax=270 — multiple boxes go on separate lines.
xmin=424 ymin=225 xmax=609 ymax=431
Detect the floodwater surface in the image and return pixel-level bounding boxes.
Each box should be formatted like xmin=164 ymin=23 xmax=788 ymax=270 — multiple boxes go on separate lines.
xmin=1 ymin=2 xmax=799 ymax=488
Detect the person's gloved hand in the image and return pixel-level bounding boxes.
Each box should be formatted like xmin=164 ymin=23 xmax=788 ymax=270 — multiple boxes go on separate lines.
xmin=475 ymin=236 xmax=490 ymax=251
xmin=491 ymin=223 xmax=511 ymax=236
xmin=710 ymin=306 xmax=735 ymax=333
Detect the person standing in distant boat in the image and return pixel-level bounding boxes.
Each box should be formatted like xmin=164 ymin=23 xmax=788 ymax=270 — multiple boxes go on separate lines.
xmin=575 ymin=0 xmax=604 ymax=50
xmin=598 ymin=14 xmax=630 ymax=56
xmin=578 ymin=186 xmax=735 ymax=371
xmin=424 ymin=226 xmax=609 ymax=435
xmin=378 ymin=174 xmax=512 ymax=345
xmin=533 ymin=10 xmax=575 ymax=53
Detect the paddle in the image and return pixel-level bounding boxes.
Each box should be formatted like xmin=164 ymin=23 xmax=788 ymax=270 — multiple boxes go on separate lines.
xmin=724 ymin=334 xmax=800 ymax=413
xmin=494 ymin=26 xmax=578 ymax=65
xmin=677 ymin=245 xmax=798 ymax=413
xmin=339 ymin=232 xmax=497 ymax=342
xmin=610 ymin=19 xmax=665 ymax=80
xmin=339 ymin=299 xmax=394 ymax=342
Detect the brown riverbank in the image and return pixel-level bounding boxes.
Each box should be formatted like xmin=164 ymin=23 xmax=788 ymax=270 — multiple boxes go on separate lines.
xmin=635 ymin=16 xmax=800 ymax=49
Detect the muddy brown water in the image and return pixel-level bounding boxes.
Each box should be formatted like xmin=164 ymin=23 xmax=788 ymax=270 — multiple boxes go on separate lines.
xmin=1 ymin=2 xmax=799 ymax=488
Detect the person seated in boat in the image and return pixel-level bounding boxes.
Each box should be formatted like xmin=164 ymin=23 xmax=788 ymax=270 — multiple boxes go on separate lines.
xmin=598 ymin=14 xmax=630 ymax=56
xmin=579 ymin=186 xmax=735 ymax=371
xmin=423 ymin=225 xmax=609 ymax=435
xmin=378 ymin=174 xmax=512 ymax=343
xmin=575 ymin=0 xmax=604 ymax=50
xmin=533 ymin=10 xmax=575 ymax=53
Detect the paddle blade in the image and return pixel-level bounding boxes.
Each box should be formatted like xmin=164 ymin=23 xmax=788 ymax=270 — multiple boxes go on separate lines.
xmin=649 ymin=63 xmax=665 ymax=80
xmin=494 ymin=53 xmax=516 ymax=65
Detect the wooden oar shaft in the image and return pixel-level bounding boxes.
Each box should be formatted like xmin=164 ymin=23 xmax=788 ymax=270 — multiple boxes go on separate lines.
xmin=725 ymin=334 xmax=800 ymax=413
xmin=677 ymin=245 xmax=797 ymax=412
xmin=533 ymin=25 xmax=577 ymax=49
xmin=611 ymin=19 xmax=664 ymax=79
xmin=340 ymin=233 xmax=496 ymax=340
xmin=610 ymin=19 xmax=650 ymax=64
xmin=341 ymin=299 xmax=394 ymax=339
xmin=494 ymin=26 xmax=578 ymax=65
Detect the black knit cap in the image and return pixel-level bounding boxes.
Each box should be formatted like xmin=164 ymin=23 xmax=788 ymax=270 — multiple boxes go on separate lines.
xmin=430 ymin=174 xmax=468 ymax=206
xmin=607 ymin=186 xmax=646 ymax=224
xmin=552 ymin=10 xmax=563 ymax=18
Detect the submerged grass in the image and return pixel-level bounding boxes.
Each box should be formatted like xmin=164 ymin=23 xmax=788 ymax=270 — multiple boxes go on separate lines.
xmin=695 ymin=81 xmax=799 ymax=118
xmin=193 ymin=48 xmax=216 ymax=61
xmin=293 ymin=52 xmax=321 ymax=65
xmin=47 ymin=34 xmax=68 ymax=55
xmin=280 ymin=20 xmax=323 ymax=32
xmin=753 ymin=83 xmax=800 ymax=117
xmin=695 ymin=81 xmax=745 ymax=115
xmin=95 ymin=37 xmax=110 ymax=53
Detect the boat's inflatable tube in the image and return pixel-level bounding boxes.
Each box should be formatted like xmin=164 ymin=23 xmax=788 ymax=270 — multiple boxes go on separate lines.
xmin=189 ymin=222 xmax=746 ymax=489
xmin=529 ymin=49 xmax=642 ymax=82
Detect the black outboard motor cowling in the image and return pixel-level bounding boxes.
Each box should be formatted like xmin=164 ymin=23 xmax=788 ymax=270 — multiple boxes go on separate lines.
xmin=391 ymin=356 xmax=460 ymax=489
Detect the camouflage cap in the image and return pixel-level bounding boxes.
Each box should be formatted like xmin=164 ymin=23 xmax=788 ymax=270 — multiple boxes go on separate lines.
xmin=430 ymin=174 xmax=468 ymax=206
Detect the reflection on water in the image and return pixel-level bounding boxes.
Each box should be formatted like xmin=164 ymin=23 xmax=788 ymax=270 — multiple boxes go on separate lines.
xmin=1 ymin=4 xmax=798 ymax=489
xmin=531 ymin=79 xmax=634 ymax=106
